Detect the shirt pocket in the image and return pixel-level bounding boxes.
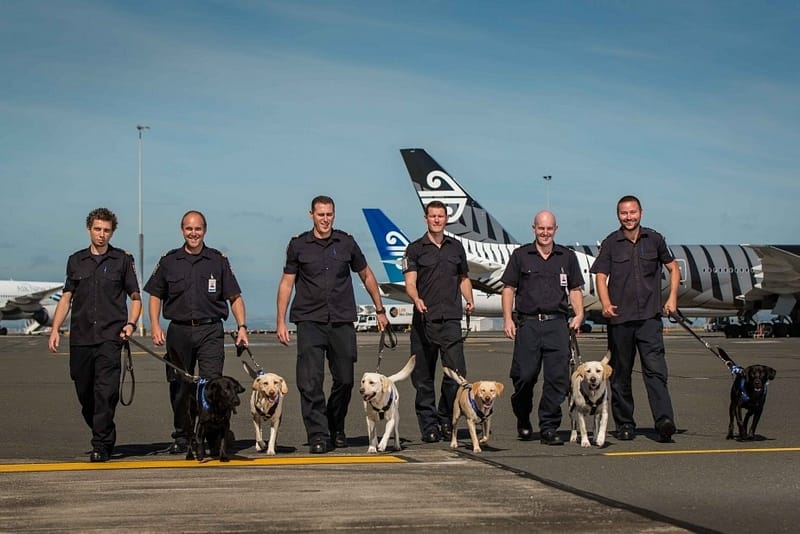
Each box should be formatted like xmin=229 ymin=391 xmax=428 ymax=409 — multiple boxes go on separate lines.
xmin=639 ymin=251 xmax=660 ymax=277
xmin=166 ymin=274 xmax=186 ymax=298
xmin=298 ymin=252 xmax=324 ymax=277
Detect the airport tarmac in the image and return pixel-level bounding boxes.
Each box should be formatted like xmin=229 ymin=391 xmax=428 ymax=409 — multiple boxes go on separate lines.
xmin=1 ymin=331 xmax=798 ymax=533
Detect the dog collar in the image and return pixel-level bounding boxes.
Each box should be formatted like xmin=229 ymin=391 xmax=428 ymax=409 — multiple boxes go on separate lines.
xmin=369 ymin=389 xmax=394 ymax=420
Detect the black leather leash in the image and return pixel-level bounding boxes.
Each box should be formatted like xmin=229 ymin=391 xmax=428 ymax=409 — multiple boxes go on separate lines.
xmin=119 ymin=341 xmax=135 ymax=406
xmin=668 ymin=310 xmax=738 ymax=369
xmin=229 ymin=331 xmax=265 ymax=378
xmin=376 ymin=321 xmax=397 ymax=372
xmin=126 ymin=336 xmax=200 ymax=382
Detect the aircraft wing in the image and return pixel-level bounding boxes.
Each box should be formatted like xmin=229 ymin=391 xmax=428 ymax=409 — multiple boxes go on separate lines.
xmin=0 ymin=283 xmax=63 ymax=312
xmin=378 ymin=283 xmax=413 ymax=304
xmin=744 ymin=245 xmax=800 ymax=295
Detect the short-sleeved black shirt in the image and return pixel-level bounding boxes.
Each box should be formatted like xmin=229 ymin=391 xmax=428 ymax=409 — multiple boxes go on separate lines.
xmin=63 ymin=245 xmax=140 ymax=346
xmin=144 ymin=245 xmax=241 ymax=322
xmin=402 ymin=234 xmax=469 ymax=321
xmin=283 ymin=229 xmax=367 ymax=323
xmin=500 ymin=243 xmax=584 ymax=316
xmin=589 ymin=226 xmax=674 ymax=324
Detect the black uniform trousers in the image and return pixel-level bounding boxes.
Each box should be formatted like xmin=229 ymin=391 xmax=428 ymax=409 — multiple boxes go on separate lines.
xmin=296 ymin=321 xmax=356 ymax=442
xmin=410 ymin=316 xmax=466 ymax=435
xmin=607 ymin=317 xmax=674 ymax=429
xmin=509 ymin=316 xmax=569 ymax=433
xmin=69 ymin=341 xmax=122 ymax=453
xmin=166 ymin=322 xmax=225 ymax=440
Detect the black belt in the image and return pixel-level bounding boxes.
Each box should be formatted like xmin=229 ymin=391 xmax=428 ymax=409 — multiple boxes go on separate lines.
xmin=171 ymin=318 xmax=221 ymax=326
xmin=518 ymin=313 xmax=565 ymax=321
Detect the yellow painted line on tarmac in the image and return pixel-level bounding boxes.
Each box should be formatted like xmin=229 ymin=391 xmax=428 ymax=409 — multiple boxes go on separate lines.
xmin=605 ymin=447 xmax=800 ymax=457
xmin=0 ymin=455 xmax=406 ymax=474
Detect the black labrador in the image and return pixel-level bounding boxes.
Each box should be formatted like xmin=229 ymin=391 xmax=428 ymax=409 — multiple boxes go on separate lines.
xmin=727 ymin=364 xmax=777 ymax=441
xmin=184 ymin=375 xmax=246 ymax=461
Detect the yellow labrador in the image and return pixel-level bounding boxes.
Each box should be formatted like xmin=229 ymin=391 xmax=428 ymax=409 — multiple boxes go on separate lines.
xmin=442 ymin=367 xmax=504 ymax=453
xmin=569 ymin=352 xmax=613 ymax=448
xmin=359 ymin=355 xmax=416 ymax=454
xmin=250 ymin=372 xmax=288 ymax=455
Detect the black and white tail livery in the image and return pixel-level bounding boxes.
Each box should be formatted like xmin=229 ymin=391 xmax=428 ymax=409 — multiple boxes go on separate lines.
xmin=400 ymin=148 xmax=519 ymax=245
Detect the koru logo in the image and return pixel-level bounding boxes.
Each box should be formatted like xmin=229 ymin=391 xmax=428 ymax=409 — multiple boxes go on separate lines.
xmin=418 ymin=170 xmax=467 ymax=224
xmin=385 ymin=230 xmax=409 ymax=271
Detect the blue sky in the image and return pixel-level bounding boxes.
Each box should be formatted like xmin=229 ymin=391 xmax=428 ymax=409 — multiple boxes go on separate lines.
xmin=1 ymin=1 xmax=798 ymax=328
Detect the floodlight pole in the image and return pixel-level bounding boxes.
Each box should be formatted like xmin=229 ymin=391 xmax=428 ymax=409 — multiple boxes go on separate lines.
xmin=136 ymin=125 xmax=150 ymax=337
xmin=543 ymin=175 xmax=552 ymax=209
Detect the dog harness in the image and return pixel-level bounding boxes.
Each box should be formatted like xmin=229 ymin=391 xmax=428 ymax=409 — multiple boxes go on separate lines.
xmin=464 ymin=384 xmax=493 ymax=423
xmin=571 ymin=383 xmax=606 ymax=416
xmin=196 ymin=379 xmax=210 ymax=410
xmin=368 ymin=389 xmax=394 ymax=420
xmin=255 ymin=394 xmax=281 ymax=419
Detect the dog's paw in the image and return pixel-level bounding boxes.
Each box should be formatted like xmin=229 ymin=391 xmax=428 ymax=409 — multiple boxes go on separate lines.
xmin=479 ymin=436 xmax=489 ymax=444
xmin=450 ymin=440 xmax=459 ymax=450
xmin=472 ymin=446 xmax=482 ymax=453
xmin=569 ymin=431 xmax=578 ymax=444
xmin=266 ymin=448 xmax=276 ymax=456
xmin=255 ymin=440 xmax=267 ymax=452
xmin=367 ymin=446 xmax=378 ymax=454
xmin=595 ymin=437 xmax=606 ymax=448
xmin=581 ymin=440 xmax=591 ymax=448
xmin=377 ymin=444 xmax=387 ymax=453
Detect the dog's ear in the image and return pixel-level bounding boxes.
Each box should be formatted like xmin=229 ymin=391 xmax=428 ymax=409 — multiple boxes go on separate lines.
xmin=603 ymin=364 xmax=613 ymax=380
xmin=234 ymin=378 xmax=246 ymax=394
xmin=495 ymin=382 xmax=504 ymax=396
xmin=252 ymin=377 xmax=263 ymax=392
xmin=471 ymin=382 xmax=481 ymax=396
xmin=279 ymin=377 xmax=289 ymax=395
xmin=574 ymin=363 xmax=586 ymax=379
xmin=766 ymin=366 xmax=777 ymax=381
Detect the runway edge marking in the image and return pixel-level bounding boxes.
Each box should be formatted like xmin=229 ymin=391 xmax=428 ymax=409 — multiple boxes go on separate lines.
xmin=0 ymin=455 xmax=406 ymax=473
xmin=604 ymin=447 xmax=800 ymax=457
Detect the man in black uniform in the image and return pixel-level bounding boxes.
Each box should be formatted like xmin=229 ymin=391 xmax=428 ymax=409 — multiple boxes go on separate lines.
xmin=48 ymin=207 xmax=142 ymax=462
xmin=145 ymin=210 xmax=249 ymax=454
xmin=590 ymin=195 xmax=679 ymax=443
xmin=276 ymin=195 xmax=388 ymax=454
xmin=403 ymin=200 xmax=474 ymax=443
xmin=501 ymin=210 xmax=584 ymax=445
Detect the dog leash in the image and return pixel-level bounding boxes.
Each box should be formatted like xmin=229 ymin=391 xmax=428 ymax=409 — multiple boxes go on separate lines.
xmin=229 ymin=332 xmax=265 ymax=377
xmin=119 ymin=340 xmax=136 ymax=406
xmin=668 ymin=310 xmax=740 ymax=371
xmin=569 ymin=329 xmax=582 ymax=368
xmin=376 ymin=321 xmax=398 ymax=372
xmin=125 ymin=336 xmax=200 ymax=382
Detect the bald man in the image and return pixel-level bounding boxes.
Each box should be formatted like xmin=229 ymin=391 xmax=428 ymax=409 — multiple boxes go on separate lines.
xmin=501 ymin=210 xmax=584 ymax=445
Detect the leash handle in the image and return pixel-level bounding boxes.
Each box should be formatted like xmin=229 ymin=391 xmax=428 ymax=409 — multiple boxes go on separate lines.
xmin=119 ymin=341 xmax=136 ymax=406
xmin=376 ymin=321 xmax=397 ymax=372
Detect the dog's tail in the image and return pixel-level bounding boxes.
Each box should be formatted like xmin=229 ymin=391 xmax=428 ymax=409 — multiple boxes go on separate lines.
xmin=388 ymin=354 xmax=416 ymax=383
xmin=442 ymin=366 xmax=469 ymax=388
xmin=601 ymin=351 xmax=611 ymax=365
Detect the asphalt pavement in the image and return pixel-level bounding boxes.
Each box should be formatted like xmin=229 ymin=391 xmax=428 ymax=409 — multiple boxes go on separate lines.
xmin=1 ymin=330 xmax=798 ymax=533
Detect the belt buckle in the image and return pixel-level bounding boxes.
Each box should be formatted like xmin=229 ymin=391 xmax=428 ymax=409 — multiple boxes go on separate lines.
xmin=191 ymin=319 xmax=200 ymax=326
xmin=537 ymin=313 xmax=546 ymax=321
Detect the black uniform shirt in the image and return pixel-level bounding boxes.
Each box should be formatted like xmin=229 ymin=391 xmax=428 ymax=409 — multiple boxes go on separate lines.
xmin=144 ymin=245 xmax=241 ymax=322
xmin=589 ymin=226 xmax=674 ymax=324
xmin=283 ymin=229 xmax=367 ymax=323
xmin=63 ymin=245 xmax=140 ymax=346
xmin=403 ymin=234 xmax=469 ymax=321
xmin=501 ymin=243 xmax=584 ymax=316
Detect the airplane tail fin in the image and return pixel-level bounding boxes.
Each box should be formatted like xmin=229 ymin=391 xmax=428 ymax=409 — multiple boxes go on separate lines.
xmin=362 ymin=208 xmax=410 ymax=284
xmin=399 ymin=148 xmax=519 ymax=245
